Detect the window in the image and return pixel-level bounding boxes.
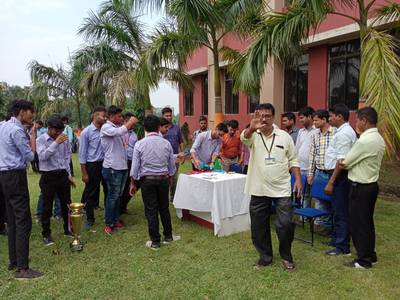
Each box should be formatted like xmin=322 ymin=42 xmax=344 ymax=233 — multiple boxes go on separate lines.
xmin=202 ymin=74 xmax=208 ymax=115
xmin=329 ymin=40 xmax=360 ymax=110
xmin=284 ymin=54 xmax=308 ymax=112
xmin=225 ymin=74 xmax=239 ymax=114
xmin=248 ymin=92 xmax=260 ymax=113
xmin=184 ymin=91 xmax=193 ymax=116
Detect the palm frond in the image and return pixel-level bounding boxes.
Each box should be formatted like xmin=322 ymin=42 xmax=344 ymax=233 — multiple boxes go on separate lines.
xmin=230 ymin=0 xmax=329 ymax=93
xmin=372 ymin=2 xmax=400 ymax=27
xmin=360 ymin=30 xmax=400 ymax=157
xmin=109 ymin=70 xmax=136 ymax=106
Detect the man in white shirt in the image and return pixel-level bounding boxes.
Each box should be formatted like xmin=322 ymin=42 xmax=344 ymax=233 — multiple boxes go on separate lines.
xmin=241 ymin=103 xmax=302 ymax=272
xmin=324 ymin=104 xmax=356 ymax=256
xmin=296 ymin=106 xmax=317 ymax=208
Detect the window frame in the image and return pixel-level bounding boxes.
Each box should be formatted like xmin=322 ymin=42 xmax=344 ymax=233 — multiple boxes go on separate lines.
xmin=284 ymin=54 xmax=309 ymax=112
xmin=224 ymin=74 xmax=239 ymax=115
xmin=184 ymin=90 xmax=194 ymax=116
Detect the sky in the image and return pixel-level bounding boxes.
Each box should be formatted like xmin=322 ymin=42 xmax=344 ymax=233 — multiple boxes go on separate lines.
xmin=0 ymin=0 xmax=179 ymax=111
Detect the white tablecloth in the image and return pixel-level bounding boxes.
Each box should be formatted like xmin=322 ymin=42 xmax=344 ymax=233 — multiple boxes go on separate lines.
xmin=173 ymin=172 xmax=250 ymax=235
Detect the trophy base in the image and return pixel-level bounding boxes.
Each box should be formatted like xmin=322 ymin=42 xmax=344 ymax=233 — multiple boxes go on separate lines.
xmin=70 ymin=243 xmax=83 ymax=252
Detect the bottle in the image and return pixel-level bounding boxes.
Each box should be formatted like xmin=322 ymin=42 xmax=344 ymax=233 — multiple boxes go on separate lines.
xmin=214 ymin=159 xmax=222 ymax=172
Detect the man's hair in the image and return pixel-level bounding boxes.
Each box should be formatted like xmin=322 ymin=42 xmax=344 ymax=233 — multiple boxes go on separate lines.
xmin=161 ymin=107 xmax=173 ymax=115
xmin=107 ymin=105 xmax=123 ymax=117
xmin=357 ymin=106 xmax=378 ymax=125
xmin=92 ymin=106 xmax=107 ymax=114
xmin=144 ymin=115 xmax=161 ymax=132
xmin=61 ymin=116 xmax=69 ymax=123
xmin=282 ymin=112 xmax=296 ymax=123
xmin=256 ymin=103 xmax=275 ymax=116
xmin=199 ymin=115 xmax=207 ymax=122
xmin=9 ymin=99 xmax=34 ymax=117
xmin=160 ymin=117 xmax=171 ymax=126
xmin=216 ymin=122 xmax=228 ymax=133
xmin=123 ymin=112 xmax=135 ymax=120
xmin=313 ymin=109 xmax=330 ymax=122
xmin=330 ymin=103 xmax=350 ymax=121
xmin=47 ymin=115 xmax=65 ymax=130
xmin=298 ymin=106 xmax=315 ymax=118
xmin=37 ymin=120 xmax=44 ymax=126
xmin=227 ymin=119 xmax=239 ymax=129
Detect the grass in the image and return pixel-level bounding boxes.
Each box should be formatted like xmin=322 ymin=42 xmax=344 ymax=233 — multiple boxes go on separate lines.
xmin=1 ymin=154 xmax=400 ymax=299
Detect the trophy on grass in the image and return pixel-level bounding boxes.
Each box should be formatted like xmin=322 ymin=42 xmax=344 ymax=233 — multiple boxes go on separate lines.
xmin=68 ymin=203 xmax=85 ymax=252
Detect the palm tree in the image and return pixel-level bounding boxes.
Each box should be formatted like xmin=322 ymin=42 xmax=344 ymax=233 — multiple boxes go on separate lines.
xmin=227 ymin=0 xmax=400 ymax=157
xmin=75 ymin=0 xmax=193 ymax=115
xmin=144 ymin=0 xmax=262 ymax=124
xmin=29 ymin=60 xmax=86 ymax=128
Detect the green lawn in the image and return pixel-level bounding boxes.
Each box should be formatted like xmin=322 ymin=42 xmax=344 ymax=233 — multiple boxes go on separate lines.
xmin=1 ymin=154 xmax=399 ymax=299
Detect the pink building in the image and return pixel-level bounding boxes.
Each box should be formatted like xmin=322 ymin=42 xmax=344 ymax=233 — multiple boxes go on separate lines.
xmin=179 ymin=0 xmax=399 ymax=133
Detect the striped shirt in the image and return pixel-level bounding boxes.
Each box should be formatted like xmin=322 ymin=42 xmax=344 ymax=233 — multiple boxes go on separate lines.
xmin=307 ymin=126 xmax=337 ymax=177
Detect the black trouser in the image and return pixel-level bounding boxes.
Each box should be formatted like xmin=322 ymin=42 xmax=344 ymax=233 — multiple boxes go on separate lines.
xmin=0 ymin=169 xmax=31 ymax=270
xmin=0 ymin=186 xmax=6 ymax=231
xmin=69 ymin=159 xmax=74 ymax=177
xmin=81 ymin=161 xmax=107 ymax=223
xmin=141 ymin=178 xmax=172 ymax=244
xmin=120 ymin=160 xmax=132 ymax=213
xmin=31 ymin=152 xmax=40 ymax=173
xmin=40 ymin=170 xmax=71 ymax=237
xmin=250 ymin=196 xmax=294 ymax=263
xmin=349 ymin=181 xmax=379 ymax=267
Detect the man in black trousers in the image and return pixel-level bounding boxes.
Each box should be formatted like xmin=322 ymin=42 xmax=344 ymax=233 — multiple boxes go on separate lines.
xmin=79 ymin=106 xmax=108 ymax=231
xmin=341 ymin=107 xmax=385 ymax=269
xmin=37 ymin=115 xmax=76 ymax=246
xmin=0 ymin=99 xmax=43 ymax=280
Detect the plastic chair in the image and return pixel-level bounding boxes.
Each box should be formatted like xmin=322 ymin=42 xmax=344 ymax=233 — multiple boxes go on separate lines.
xmin=228 ymin=164 xmax=242 ymax=174
xmin=293 ymin=176 xmax=331 ymax=246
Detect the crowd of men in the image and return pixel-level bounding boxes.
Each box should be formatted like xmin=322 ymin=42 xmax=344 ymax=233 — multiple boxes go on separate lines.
xmin=0 ymin=98 xmax=385 ymax=280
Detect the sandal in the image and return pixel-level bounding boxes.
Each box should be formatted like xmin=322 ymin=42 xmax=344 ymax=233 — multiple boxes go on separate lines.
xmin=282 ymin=260 xmax=296 ymax=272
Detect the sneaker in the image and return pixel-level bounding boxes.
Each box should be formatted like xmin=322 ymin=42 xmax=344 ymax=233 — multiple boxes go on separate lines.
xmin=85 ymin=222 xmax=96 ymax=233
xmin=145 ymin=241 xmax=160 ymax=251
xmin=114 ymin=222 xmax=125 ymax=229
xmin=15 ymin=268 xmax=44 ymax=280
xmin=163 ymin=235 xmax=181 ymax=244
xmin=325 ymin=249 xmax=351 ymax=256
xmin=253 ymin=259 xmax=271 ymax=269
xmin=344 ymin=260 xmax=371 ymax=269
xmin=104 ymin=226 xmax=114 ymax=235
xmin=43 ymin=236 xmax=55 ymax=246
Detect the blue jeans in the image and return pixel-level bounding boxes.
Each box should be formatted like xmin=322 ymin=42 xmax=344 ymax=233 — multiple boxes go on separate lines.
xmin=102 ymin=168 xmax=128 ymax=226
xmin=331 ymin=171 xmax=350 ymax=253
xmin=36 ymin=192 xmax=61 ymax=217
xmin=314 ymin=170 xmax=333 ymax=228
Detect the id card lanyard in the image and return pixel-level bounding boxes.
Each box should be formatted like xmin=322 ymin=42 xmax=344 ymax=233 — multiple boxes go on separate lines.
xmin=258 ymin=132 xmax=276 ymax=159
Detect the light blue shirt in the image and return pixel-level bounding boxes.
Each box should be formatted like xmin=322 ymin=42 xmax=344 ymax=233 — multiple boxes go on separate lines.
xmin=79 ymin=123 xmax=104 ymax=164
xmin=130 ymin=132 xmax=176 ymax=180
xmin=37 ymin=127 xmax=47 ymax=136
xmin=36 ymin=133 xmax=71 ymax=176
xmin=100 ymin=121 xmax=128 ymax=170
xmin=0 ymin=117 xmax=35 ymax=171
xmin=324 ymin=122 xmax=357 ymax=170
xmin=63 ymin=125 xmax=74 ymax=145
xmin=190 ymin=131 xmax=221 ymax=165
xmin=126 ymin=131 xmax=138 ymax=161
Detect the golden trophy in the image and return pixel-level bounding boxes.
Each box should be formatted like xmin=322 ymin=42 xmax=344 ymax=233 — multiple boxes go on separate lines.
xmin=68 ymin=203 xmax=85 ymax=252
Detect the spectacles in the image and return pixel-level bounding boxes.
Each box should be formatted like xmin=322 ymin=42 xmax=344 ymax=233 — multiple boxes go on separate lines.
xmin=260 ymin=114 xmax=273 ymax=120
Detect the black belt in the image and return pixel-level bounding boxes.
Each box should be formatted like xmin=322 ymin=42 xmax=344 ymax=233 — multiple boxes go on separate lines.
xmin=349 ymin=180 xmax=378 ymax=187
xmin=41 ymin=169 xmax=67 ymax=175
xmin=142 ymin=175 xmax=169 ymax=180
xmin=0 ymin=168 xmax=26 ymax=173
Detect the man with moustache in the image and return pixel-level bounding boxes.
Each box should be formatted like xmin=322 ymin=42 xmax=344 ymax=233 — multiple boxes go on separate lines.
xmin=79 ymin=106 xmax=108 ymax=231
xmin=192 ymin=115 xmax=209 ymax=142
xmin=241 ymin=103 xmax=302 ymax=272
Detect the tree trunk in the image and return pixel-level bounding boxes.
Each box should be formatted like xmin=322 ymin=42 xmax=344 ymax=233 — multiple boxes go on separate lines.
xmin=76 ymin=98 xmax=82 ymax=128
xmin=212 ymin=46 xmax=224 ymax=126
xmin=358 ymin=0 xmax=369 ymax=106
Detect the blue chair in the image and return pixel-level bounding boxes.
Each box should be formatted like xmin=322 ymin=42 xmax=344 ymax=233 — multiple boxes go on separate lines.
xmin=290 ymin=175 xmax=306 ymax=209
xmin=228 ymin=164 xmax=242 ymax=174
xmin=293 ymin=176 xmax=331 ymax=246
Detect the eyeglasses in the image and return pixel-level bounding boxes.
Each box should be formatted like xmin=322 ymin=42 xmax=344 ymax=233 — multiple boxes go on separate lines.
xmin=260 ymin=114 xmax=273 ymax=120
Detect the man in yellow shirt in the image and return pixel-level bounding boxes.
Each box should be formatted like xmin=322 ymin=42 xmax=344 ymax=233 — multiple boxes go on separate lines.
xmin=341 ymin=107 xmax=385 ymax=269
xmin=241 ymin=103 xmax=302 ymax=272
